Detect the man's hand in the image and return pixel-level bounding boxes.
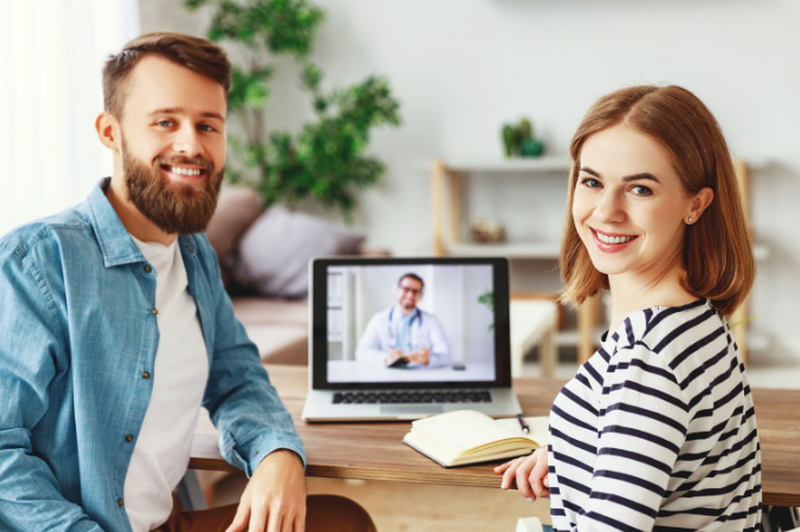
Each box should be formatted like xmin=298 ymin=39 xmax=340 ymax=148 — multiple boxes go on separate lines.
xmin=225 ymin=449 xmax=306 ymax=532
xmin=493 ymin=447 xmax=550 ymax=501
xmin=385 ymin=348 xmax=405 ymax=367
xmin=406 ymin=347 xmax=430 ymax=365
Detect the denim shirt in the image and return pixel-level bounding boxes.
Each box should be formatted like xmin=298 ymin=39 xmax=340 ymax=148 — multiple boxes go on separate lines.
xmin=0 ymin=180 xmax=306 ymax=531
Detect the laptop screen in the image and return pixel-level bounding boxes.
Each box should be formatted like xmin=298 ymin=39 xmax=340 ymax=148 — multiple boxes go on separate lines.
xmin=310 ymin=257 xmax=511 ymax=390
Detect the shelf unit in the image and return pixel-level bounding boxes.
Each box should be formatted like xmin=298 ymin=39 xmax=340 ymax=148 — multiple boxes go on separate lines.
xmin=326 ymin=268 xmax=355 ymax=360
xmin=429 ymin=157 xmax=603 ymax=362
xmin=430 ymin=156 xmax=570 ymax=259
xmin=430 ymin=157 xmax=766 ymax=367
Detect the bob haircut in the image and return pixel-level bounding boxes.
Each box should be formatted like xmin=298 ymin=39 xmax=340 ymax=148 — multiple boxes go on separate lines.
xmin=559 ymin=85 xmax=754 ymax=318
xmin=102 ymin=32 xmax=231 ymax=119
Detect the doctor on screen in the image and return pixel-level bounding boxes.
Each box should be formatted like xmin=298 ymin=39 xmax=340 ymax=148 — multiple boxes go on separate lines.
xmin=355 ymin=273 xmax=451 ymax=369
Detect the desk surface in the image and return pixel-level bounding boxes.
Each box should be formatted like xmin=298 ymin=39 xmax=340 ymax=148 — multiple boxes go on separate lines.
xmin=189 ymin=364 xmax=800 ymax=507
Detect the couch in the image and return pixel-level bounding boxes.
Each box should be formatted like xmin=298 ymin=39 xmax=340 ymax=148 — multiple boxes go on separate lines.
xmin=206 ymin=186 xmax=383 ymax=366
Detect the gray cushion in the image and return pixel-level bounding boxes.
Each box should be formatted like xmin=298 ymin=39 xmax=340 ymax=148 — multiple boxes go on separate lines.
xmin=230 ymin=205 xmax=365 ymax=299
xmin=206 ymin=186 xmax=264 ymax=261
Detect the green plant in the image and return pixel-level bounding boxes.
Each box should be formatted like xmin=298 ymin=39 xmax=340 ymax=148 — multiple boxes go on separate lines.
xmin=185 ymin=0 xmax=401 ymax=219
xmin=501 ymin=117 xmax=544 ymax=158
xmin=477 ymin=291 xmax=495 ymax=333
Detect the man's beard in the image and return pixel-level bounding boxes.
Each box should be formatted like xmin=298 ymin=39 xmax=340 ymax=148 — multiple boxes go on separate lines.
xmin=122 ymin=139 xmax=224 ymax=236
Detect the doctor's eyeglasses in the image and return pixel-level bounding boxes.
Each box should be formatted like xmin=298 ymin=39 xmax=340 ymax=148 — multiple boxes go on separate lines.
xmin=398 ymin=284 xmax=422 ymax=296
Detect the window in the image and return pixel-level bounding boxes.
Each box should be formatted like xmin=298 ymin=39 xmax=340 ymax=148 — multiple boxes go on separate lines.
xmin=0 ymin=0 xmax=140 ymax=236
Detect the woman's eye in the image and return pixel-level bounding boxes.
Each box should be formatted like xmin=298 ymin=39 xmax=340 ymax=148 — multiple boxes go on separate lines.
xmin=631 ymin=185 xmax=652 ymax=195
xmin=157 ymin=120 xmax=173 ymax=127
xmin=580 ymin=177 xmax=602 ymax=189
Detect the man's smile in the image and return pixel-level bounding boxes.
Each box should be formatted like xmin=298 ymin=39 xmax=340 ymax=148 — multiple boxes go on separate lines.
xmin=160 ymin=164 xmax=206 ymax=180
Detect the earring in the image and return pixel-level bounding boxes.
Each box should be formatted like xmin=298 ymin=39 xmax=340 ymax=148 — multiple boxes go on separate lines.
xmin=688 ymin=217 xmax=693 ymax=223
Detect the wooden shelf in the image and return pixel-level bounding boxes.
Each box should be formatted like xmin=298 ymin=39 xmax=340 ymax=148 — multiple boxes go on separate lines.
xmin=440 ymin=156 xmax=569 ymax=173
xmin=446 ymin=242 xmax=560 ymax=259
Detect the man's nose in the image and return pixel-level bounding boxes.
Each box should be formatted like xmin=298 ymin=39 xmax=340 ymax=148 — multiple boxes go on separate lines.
xmin=172 ymin=124 xmax=203 ymax=157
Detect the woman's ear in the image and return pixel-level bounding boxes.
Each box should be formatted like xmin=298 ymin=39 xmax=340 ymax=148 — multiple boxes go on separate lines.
xmin=685 ymin=187 xmax=714 ymax=224
xmin=95 ymin=112 xmax=121 ymax=151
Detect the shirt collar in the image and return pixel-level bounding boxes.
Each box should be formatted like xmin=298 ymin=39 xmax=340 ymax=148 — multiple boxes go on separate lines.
xmin=83 ymin=178 xmax=144 ymax=268
xmin=392 ymin=305 xmax=420 ymax=322
xmin=83 ymin=178 xmax=199 ymax=268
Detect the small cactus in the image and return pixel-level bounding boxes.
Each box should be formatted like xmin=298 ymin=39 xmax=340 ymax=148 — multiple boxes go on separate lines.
xmin=502 ymin=125 xmax=517 ymax=158
xmin=500 ymin=116 xmax=545 ymax=158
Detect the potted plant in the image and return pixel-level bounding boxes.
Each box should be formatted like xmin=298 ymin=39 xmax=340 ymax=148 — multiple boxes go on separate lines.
xmin=185 ymin=0 xmax=401 ymax=219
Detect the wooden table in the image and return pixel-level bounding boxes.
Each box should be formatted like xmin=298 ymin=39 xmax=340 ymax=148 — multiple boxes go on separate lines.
xmin=189 ymin=365 xmax=800 ymax=507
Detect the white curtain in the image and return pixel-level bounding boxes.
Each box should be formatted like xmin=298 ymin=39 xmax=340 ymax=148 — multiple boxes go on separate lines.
xmin=0 ymin=0 xmax=140 ymax=237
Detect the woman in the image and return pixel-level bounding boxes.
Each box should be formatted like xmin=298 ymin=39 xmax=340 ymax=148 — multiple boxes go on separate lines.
xmin=496 ymin=85 xmax=760 ymax=531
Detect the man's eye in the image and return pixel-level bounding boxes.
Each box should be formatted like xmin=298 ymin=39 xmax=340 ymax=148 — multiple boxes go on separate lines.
xmin=198 ymin=124 xmax=215 ymax=132
xmin=632 ymin=185 xmax=652 ymax=195
xmin=157 ymin=120 xmax=173 ymax=127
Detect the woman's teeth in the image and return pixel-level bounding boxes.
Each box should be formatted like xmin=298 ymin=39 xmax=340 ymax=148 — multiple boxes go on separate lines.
xmin=596 ymin=232 xmax=634 ymax=244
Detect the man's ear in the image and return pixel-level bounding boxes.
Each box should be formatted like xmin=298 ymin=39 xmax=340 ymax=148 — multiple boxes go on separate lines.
xmin=95 ymin=112 xmax=121 ymax=150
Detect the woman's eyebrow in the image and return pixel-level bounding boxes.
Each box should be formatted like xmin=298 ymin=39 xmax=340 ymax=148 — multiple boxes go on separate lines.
xmin=622 ymin=173 xmax=660 ymax=184
xmin=579 ymin=166 xmax=661 ymax=184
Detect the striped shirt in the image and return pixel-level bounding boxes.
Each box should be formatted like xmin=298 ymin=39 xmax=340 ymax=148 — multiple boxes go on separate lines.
xmin=548 ymin=299 xmax=761 ymax=532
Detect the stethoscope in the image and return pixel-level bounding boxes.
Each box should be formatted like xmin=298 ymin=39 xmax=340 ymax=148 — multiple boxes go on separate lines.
xmin=387 ymin=307 xmax=422 ymax=346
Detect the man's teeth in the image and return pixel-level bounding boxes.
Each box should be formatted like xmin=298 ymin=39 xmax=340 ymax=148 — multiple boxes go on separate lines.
xmin=596 ymin=232 xmax=634 ymax=244
xmin=171 ymin=167 xmax=202 ymax=176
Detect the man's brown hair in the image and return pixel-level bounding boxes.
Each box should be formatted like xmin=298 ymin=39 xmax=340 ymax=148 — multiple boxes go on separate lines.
xmin=559 ymin=85 xmax=755 ymax=318
xmin=102 ymin=32 xmax=231 ymax=118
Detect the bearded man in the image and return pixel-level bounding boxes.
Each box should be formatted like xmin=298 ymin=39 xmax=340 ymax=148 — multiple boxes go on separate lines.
xmin=0 ymin=33 xmax=375 ymax=532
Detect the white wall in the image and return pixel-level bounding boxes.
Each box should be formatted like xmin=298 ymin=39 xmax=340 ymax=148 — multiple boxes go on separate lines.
xmin=141 ymin=0 xmax=800 ymax=365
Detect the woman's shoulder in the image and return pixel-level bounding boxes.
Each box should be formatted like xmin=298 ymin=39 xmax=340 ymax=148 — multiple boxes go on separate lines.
xmin=610 ymin=298 xmax=729 ymax=366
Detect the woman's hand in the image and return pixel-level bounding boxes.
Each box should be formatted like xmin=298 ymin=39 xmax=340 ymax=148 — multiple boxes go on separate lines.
xmin=494 ymin=447 xmax=550 ymax=501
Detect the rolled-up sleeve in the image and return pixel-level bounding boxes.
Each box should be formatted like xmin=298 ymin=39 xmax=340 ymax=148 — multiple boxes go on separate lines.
xmin=197 ymin=240 xmax=306 ymax=476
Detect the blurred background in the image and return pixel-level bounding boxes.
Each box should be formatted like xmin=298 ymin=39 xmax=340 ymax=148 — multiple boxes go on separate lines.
xmin=2 ymin=1 xmax=799 ymax=529
xmin=3 ymin=0 xmax=798 ymax=374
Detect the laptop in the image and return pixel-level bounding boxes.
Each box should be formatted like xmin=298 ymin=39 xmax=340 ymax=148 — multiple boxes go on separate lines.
xmin=301 ymin=256 xmax=521 ymax=422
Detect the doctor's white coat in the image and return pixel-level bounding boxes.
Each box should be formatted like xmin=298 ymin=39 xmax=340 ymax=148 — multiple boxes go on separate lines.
xmin=355 ymin=306 xmax=451 ymax=368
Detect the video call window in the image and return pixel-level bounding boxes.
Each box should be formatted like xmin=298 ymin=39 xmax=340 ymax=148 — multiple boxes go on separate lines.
xmin=326 ymin=264 xmax=496 ymax=383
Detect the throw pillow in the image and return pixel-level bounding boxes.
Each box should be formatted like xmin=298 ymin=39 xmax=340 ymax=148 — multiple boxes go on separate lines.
xmin=230 ymin=205 xmax=365 ymax=299
xmin=205 ymin=185 xmax=263 ymax=260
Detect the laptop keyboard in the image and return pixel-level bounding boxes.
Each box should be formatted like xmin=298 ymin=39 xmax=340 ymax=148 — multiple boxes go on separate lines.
xmin=332 ymin=390 xmax=492 ymax=404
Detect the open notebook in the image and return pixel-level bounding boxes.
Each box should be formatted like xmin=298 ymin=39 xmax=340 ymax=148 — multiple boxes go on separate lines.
xmin=302 ymin=256 xmax=521 ymax=422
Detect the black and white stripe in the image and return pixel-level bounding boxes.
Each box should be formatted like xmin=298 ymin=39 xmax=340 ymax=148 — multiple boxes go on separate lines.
xmin=548 ymin=299 xmax=761 ymax=532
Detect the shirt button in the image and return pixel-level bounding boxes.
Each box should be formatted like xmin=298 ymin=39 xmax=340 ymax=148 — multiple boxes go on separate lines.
xmin=142 ymin=372 xmax=150 ymax=379
xmin=125 ymin=434 xmax=133 ymax=442
xmin=143 ymin=265 xmax=152 ymax=273
xmin=151 ymin=308 xmax=158 ymax=315
xmin=118 ymin=498 xmax=124 ymax=507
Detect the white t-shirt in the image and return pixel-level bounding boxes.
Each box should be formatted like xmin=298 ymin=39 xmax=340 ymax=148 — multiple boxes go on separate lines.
xmin=124 ymin=236 xmax=209 ymax=532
